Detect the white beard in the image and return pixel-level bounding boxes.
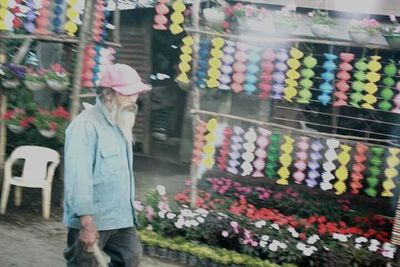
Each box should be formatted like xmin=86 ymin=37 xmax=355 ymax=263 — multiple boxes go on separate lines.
xmin=110 ymin=101 xmax=138 ymax=143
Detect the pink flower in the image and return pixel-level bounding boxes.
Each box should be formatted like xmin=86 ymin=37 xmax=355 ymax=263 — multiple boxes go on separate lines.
xmin=134 ymin=200 xmax=144 ymax=212
xmin=145 ymin=206 xmax=154 ymax=221
xmin=221 ymin=230 xmax=229 ymax=237
xmin=158 ymin=201 xmax=170 ymax=212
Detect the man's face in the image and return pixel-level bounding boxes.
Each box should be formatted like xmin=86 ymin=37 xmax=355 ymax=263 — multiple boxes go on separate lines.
xmin=114 ymin=92 xmax=139 ymax=110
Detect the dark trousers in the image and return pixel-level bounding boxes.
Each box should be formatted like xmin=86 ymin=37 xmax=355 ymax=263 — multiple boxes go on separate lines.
xmin=64 ymin=227 xmax=142 ymax=267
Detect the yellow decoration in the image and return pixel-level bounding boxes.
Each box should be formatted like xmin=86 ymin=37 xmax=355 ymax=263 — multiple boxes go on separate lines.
xmin=169 ymin=0 xmax=186 ymax=35
xmin=202 ymin=118 xmax=218 ymax=169
xmin=287 ymin=58 xmax=301 ymax=70
xmin=276 ymin=135 xmax=294 ymax=185
xmin=64 ymin=0 xmax=80 ymax=36
xmin=284 ymin=48 xmax=303 ymax=102
xmin=362 ymin=56 xmax=382 ymax=109
xmin=206 ymin=37 xmax=224 ymax=89
xmin=334 ymin=145 xmax=351 ymax=195
xmin=382 ymin=148 xmax=400 ymax=197
xmin=176 ymin=36 xmax=194 ymax=84
xmin=290 ymin=48 xmax=304 ymax=59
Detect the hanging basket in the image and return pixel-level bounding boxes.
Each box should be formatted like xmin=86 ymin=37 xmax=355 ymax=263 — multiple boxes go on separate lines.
xmin=310 ymin=24 xmax=333 ymax=38
xmin=39 ymin=129 xmax=56 ymax=138
xmin=47 ymin=79 xmax=69 ymax=92
xmin=24 ymin=80 xmax=47 ymax=91
xmin=2 ymin=80 xmax=20 ymax=89
xmin=383 ymin=34 xmax=400 ymax=50
xmin=348 ymin=31 xmax=371 ymax=45
xmin=8 ymin=124 xmax=25 ymax=134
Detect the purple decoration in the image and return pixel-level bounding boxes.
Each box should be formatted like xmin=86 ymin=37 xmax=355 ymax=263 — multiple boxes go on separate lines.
xmin=306 ymin=140 xmax=322 ymax=188
xmin=272 ymin=49 xmax=288 ymax=99
xmin=219 ymin=41 xmax=235 ymax=91
xmin=23 ymin=22 xmax=35 ymax=33
xmin=26 ymin=11 xmax=36 ymax=21
xmin=272 ymin=72 xmax=285 ymax=83
xmin=227 ymin=126 xmax=244 ymax=175
xmin=275 ymin=62 xmax=288 ymax=72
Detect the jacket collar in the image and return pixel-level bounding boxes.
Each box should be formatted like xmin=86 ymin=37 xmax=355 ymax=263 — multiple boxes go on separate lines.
xmin=95 ymin=97 xmax=115 ymax=126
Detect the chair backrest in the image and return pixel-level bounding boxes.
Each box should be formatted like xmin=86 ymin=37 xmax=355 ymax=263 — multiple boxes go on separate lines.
xmin=8 ymin=146 xmax=60 ymax=183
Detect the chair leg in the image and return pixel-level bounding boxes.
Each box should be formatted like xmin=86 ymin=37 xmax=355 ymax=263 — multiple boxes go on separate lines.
xmin=14 ymin=186 xmax=23 ymax=207
xmin=42 ymin=187 xmax=52 ymax=220
xmin=0 ymin=181 xmax=11 ymax=215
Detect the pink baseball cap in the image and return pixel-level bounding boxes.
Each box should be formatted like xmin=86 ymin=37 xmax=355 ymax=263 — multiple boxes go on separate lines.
xmin=99 ymin=63 xmax=151 ymax=95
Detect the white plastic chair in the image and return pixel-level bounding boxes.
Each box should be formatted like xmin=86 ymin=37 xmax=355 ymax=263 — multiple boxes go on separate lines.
xmin=0 ymin=145 xmax=60 ymax=219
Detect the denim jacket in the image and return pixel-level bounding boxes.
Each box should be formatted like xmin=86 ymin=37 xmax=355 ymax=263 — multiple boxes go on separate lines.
xmin=63 ymin=98 xmax=137 ymax=231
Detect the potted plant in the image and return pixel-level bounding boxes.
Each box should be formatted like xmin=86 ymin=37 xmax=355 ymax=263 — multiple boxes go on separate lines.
xmin=33 ymin=107 xmax=70 ymax=138
xmin=348 ymin=18 xmax=380 ymax=45
xmin=24 ymin=68 xmax=47 ymax=91
xmin=1 ymin=108 xmax=34 ymax=133
xmin=273 ymin=4 xmax=299 ymax=34
xmin=380 ymin=15 xmax=400 ymax=50
xmin=308 ymin=9 xmax=337 ymax=38
xmin=45 ymin=64 xmax=70 ymax=92
xmin=0 ymin=63 xmax=26 ymax=89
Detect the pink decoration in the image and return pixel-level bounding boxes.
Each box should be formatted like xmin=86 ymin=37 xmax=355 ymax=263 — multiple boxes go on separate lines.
xmin=293 ymin=136 xmax=309 ymax=184
xmin=334 ymin=52 xmax=354 ymax=107
xmin=258 ymin=48 xmax=275 ymax=100
xmin=252 ymin=128 xmax=271 ymax=177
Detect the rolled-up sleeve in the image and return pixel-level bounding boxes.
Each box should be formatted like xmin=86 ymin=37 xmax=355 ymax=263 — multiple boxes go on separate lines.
xmin=64 ymin=120 xmax=97 ymax=217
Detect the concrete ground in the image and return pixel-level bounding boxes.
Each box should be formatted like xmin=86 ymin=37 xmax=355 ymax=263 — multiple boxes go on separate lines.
xmin=0 ymin=155 xmax=190 ymax=267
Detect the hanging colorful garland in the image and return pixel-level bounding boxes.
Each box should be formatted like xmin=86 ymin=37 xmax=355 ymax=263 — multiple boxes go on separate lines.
xmin=195 ymin=38 xmax=211 ymax=89
xmin=350 ymin=143 xmax=368 ymax=194
xmin=333 ymin=144 xmax=351 ymax=195
xmin=201 ymin=118 xmax=218 ymax=170
xmin=241 ymin=127 xmax=257 ymax=176
xmin=265 ymin=134 xmax=281 ymax=178
xmin=333 ymin=53 xmax=354 ymax=107
xmin=382 ymin=148 xmax=400 ymax=197
xmin=365 ymin=147 xmax=385 ymax=197
xmin=243 ymin=46 xmax=261 ymax=95
xmin=219 ymin=40 xmax=235 ymax=91
xmin=297 ymin=54 xmax=317 ymax=104
xmin=283 ymin=48 xmax=303 ymax=102
xmin=317 ymin=53 xmax=337 ymax=105
xmin=379 ymin=60 xmax=397 ymax=111
xmin=10 ymin=0 xmax=23 ymax=30
xmin=276 ymin=135 xmax=294 ymax=185
xmin=176 ymin=36 xmax=194 ymax=84
xmin=258 ymin=49 xmax=275 ymax=100
xmin=64 ymin=0 xmax=80 ymax=36
xmin=293 ymin=136 xmax=309 ymax=184
xmin=35 ymin=0 xmax=51 ymax=34
xmin=227 ymin=126 xmax=244 ymax=175
xmin=206 ymin=37 xmax=224 ymax=89
xmin=169 ymin=0 xmax=185 ymax=35
xmin=192 ymin=121 xmax=207 ymax=166
xmin=361 ymin=56 xmax=381 ymax=109
xmin=231 ymin=42 xmax=248 ymax=93
xmin=320 ymin=139 xmax=340 ymax=191
xmin=306 ymin=139 xmax=323 ymax=188
xmin=252 ymin=127 xmax=271 ymax=177
xmin=271 ymin=49 xmax=288 ymax=99
xmin=91 ymin=0 xmax=108 ymax=43
xmin=349 ymin=58 xmax=368 ymax=108
xmin=153 ymin=0 xmax=170 ymax=30
xmin=217 ymin=126 xmax=232 ymax=172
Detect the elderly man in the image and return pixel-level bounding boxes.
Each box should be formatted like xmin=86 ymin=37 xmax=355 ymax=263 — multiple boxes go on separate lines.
xmin=63 ymin=64 xmax=151 ymax=267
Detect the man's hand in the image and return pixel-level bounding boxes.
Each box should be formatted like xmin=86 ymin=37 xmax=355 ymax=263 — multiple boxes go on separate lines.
xmin=79 ymin=215 xmax=99 ymax=251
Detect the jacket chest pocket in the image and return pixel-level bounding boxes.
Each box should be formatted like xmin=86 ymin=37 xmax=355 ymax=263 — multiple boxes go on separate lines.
xmin=99 ymin=141 xmax=121 ymax=178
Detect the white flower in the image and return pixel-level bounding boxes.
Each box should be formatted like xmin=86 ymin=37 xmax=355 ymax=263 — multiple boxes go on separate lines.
xmin=191 ymin=220 xmax=199 ymax=227
xmin=221 ymin=231 xmax=229 ymax=238
xmin=382 ymin=250 xmax=395 ymax=259
xmin=146 ymin=225 xmax=153 ymax=231
xmin=268 ymin=243 xmax=278 ymax=251
xmin=279 ymin=242 xmax=287 ymax=249
xmin=291 ymin=231 xmax=299 ymax=238
xmin=368 ymin=245 xmax=379 ymax=252
xmin=166 ymin=212 xmax=176 ymax=219
xmin=255 ymin=220 xmax=267 ymax=228
xmin=197 ymin=217 xmax=205 ymax=223
xmin=174 ymin=222 xmax=183 ymax=229
xmin=259 ymin=241 xmax=268 ymax=248
xmin=184 ymin=220 xmax=192 ymax=227
xmin=355 ymin=237 xmax=368 ymax=243
xmin=156 ymin=185 xmax=166 ymax=196
xmin=333 ymin=233 xmax=347 ymax=242
xmin=390 ymin=15 xmax=397 ymax=22
xmin=355 ymin=244 xmax=362 ymax=249
xmin=271 ymin=223 xmax=280 ymax=230
xmin=303 ymin=247 xmax=314 ymax=256
xmin=307 ymin=235 xmax=319 ymax=244
xmin=181 ymin=209 xmax=192 ymax=217
xmin=370 ymin=239 xmax=380 ymax=246
xmin=296 ymin=243 xmax=306 ymax=251
xmin=195 ymin=208 xmax=208 ymax=214
xmin=261 ymin=235 xmax=270 ymax=241
xmin=308 ymin=12 xmax=314 ymax=18
xmin=287 ymin=227 xmax=295 ymax=233
xmin=158 ymin=211 xmax=166 ymax=218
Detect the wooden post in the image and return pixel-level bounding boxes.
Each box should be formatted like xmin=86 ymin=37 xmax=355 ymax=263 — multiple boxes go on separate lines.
xmin=113 ymin=0 xmax=120 ymax=45
xmin=69 ymin=0 xmax=95 ymax=119
xmin=0 ymin=42 xmax=7 ymax=173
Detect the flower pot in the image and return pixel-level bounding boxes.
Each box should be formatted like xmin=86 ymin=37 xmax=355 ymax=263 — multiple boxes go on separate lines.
xmin=203 ymin=8 xmax=225 ymax=26
xmin=24 ymin=80 xmax=47 ymax=91
xmin=310 ymin=24 xmax=332 ymax=38
xmin=8 ymin=124 xmax=25 ymax=134
xmin=348 ymin=31 xmax=370 ymax=45
xmin=39 ymin=129 xmax=56 ymax=138
xmin=47 ymin=79 xmax=69 ymax=92
xmin=383 ymin=34 xmax=400 ymax=50
xmin=2 ymin=80 xmax=20 ymax=89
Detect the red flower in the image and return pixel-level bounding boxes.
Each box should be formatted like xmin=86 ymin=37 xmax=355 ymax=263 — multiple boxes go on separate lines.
xmin=49 ymin=122 xmax=57 ymax=131
xmin=317 ymin=216 xmax=327 ymax=223
xmin=299 ymin=233 xmax=306 ymax=240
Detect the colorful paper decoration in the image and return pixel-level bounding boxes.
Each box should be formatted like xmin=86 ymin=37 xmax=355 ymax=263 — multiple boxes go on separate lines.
xmin=265 ymin=134 xmax=281 ymax=178
xmin=51 ymin=0 xmax=65 ymax=34
xmin=350 ymin=143 xmax=368 ymax=194
xmin=0 ymin=0 xmax=8 ymax=30
xmin=306 ymin=139 xmax=323 ymax=188
xmin=361 ymin=56 xmax=381 ymax=109
xmin=206 ymin=37 xmax=224 ymax=89
xmin=320 ymin=139 xmax=340 ymax=191
xmin=227 ymin=126 xmax=244 ymax=175
xmin=153 ymin=0 xmax=170 ymax=30
xmin=10 ymin=0 xmax=23 ymax=30
xmin=64 ymin=0 xmax=80 ymax=36
xmin=35 ymin=0 xmax=51 ymax=34
xmin=169 ymin=0 xmax=185 ymax=35
xmin=23 ymin=0 xmax=36 ymax=33
xmin=350 ymin=58 xmax=368 ymax=107
xmin=91 ymin=0 xmax=107 ymax=42
xmin=382 ymin=148 xmax=400 ymax=197
xmin=217 ymin=126 xmax=232 ymax=172
xmin=317 ymin=53 xmax=337 ymax=105
xmin=252 ymin=127 xmax=271 ymax=177
xmin=271 ymin=49 xmax=288 ymax=99
xmin=195 ymin=38 xmax=210 ymax=89
xmin=201 ymin=118 xmax=218 ymax=169
xmin=192 ymin=121 xmax=207 ymax=166
xmin=393 ymin=78 xmax=400 ymax=113
xmin=231 ymin=42 xmax=248 ymax=93
xmin=297 ymin=55 xmax=317 ymax=104
xmin=379 ymin=60 xmax=397 ymax=111
xmin=176 ymin=36 xmax=194 ymax=84
xmin=241 ymin=127 xmax=257 ymax=176
xmin=293 ymin=136 xmax=309 ymax=184
xmin=283 ymin=48 xmax=303 ymax=102
xmin=219 ymin=40 xmax=235 ymax=91
xmin=365 ymin=147 xmax=385 ymax=197
xmin=333 ymin=144 xmax=351 ymax=194
xmin=334 ymin=53 xmax=354 ymax=107
xmin=258 ymin=49 xmax=275 ymax=100
xmin=243 ymin=46 xmax=261 ymax=95
xmin=276 ymin=135 xmax=294 ymax=185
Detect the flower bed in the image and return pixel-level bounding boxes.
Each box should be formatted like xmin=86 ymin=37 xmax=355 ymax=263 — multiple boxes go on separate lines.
xmin=135 ymin=186 xmax=397 ymax=266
